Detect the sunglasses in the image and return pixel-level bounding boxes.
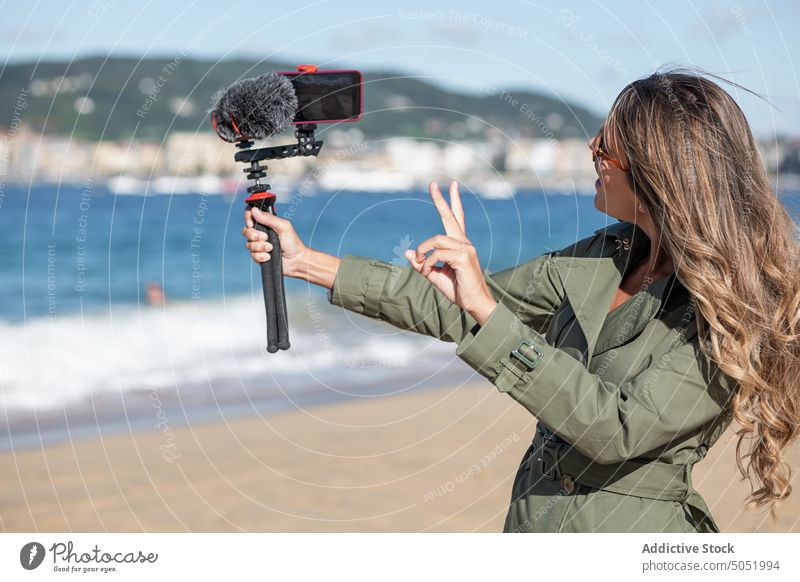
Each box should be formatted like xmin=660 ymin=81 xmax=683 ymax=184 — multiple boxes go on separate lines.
xmin=589 ymin=134 xmax=630 ymax=173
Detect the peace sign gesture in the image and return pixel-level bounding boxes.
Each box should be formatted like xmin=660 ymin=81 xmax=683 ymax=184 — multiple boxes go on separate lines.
xmin=404 ymin=181 xmax=498 ymax=326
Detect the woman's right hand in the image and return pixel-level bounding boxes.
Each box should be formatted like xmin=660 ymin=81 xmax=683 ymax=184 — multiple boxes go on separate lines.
xmin=242 ymin=207 xmax=307 ymax=277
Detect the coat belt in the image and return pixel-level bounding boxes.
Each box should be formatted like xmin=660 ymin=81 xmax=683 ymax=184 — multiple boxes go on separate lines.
xmin=534 ymin=424 xmax=720 ymax=532
xmin=536 ymin=424 xmax=690 ymax=501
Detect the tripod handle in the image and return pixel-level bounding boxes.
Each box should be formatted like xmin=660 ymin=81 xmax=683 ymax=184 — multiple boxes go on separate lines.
xmin=266 ymin=226 xmax=291 ymax=350
xmin=253 ymin=221 xmax=281 ymax=353
xmin=247 ymin=191 xmax=291 ymax=354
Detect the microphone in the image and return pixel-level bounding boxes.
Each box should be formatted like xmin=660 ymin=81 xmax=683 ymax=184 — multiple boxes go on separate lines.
xmin=210 ymin=71 xmax=298 ymax=142
xmin=210 ymin=71 xmax=301 ymax=353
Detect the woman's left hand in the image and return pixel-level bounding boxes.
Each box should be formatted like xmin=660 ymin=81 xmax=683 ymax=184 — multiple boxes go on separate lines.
xmin=404 ymin=181 xmax=498 ymax=326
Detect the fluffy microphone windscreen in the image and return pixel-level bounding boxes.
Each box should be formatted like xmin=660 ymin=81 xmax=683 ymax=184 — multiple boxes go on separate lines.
xmin=210 ymin=71 xmax=298 ymax=141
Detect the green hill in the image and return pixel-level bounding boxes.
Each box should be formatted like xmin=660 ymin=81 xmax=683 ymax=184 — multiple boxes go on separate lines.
xmin=0 ymin=56 xmax=602 ymax=142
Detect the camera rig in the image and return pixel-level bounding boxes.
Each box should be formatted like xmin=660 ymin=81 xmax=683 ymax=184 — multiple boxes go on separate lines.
xmin=211 ymin=61 xmax=361 ymax=354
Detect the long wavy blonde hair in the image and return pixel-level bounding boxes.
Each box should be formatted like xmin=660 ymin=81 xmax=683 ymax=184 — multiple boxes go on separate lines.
xmin=605 ymin=66 xmax=800 ymax=519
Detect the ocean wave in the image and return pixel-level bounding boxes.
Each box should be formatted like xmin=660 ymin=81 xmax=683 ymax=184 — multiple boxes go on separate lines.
xmin=0 ymin=291 xmax=459 ymax=413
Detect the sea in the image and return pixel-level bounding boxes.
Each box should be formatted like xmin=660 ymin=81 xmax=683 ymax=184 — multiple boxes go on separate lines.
xmin=2 ymin=183 xmax=798 ymax=451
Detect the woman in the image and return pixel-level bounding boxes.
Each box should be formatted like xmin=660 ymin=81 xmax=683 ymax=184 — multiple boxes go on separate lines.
xmin=241 ymin=69 xmax=800 ymax=532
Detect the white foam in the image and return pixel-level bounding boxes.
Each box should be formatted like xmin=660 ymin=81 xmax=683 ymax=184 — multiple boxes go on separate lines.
xmin=0 ymin=292 xmax=454 ymax=412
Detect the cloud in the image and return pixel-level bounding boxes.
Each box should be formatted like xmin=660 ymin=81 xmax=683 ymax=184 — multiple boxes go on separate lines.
xmin=0 ymin=25 xmax=69 ymax=46
xmin=428 ymin=22 xmax=479 ymax=47
xmin=327 ymin=22 xmax=406 ymax=50
xmin=693 ymin=5 xmax=754 ymax=42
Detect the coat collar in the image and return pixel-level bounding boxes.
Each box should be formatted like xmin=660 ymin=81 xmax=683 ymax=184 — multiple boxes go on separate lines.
xmin=551 ymin=221 xmax=684 ymax=364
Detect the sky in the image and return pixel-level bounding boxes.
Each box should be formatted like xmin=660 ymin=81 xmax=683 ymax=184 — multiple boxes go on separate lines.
xmin=2 ymin=0 xmax=798 ymax=137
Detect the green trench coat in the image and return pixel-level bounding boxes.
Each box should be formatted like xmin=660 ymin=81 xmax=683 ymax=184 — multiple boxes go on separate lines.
xmin=327 ymin=220 xmax=737 ymax=533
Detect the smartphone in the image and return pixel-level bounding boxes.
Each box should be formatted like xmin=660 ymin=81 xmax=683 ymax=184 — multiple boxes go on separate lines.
xmin=278 ymin=69 xmax=363 ymax=124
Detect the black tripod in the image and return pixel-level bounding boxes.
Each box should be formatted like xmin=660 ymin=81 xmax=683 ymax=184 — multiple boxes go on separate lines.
xmin=236 ymin=123 xmax=323 ymax=353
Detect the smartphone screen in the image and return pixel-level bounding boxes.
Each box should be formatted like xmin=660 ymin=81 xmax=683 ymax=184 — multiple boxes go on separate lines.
xmin=279 ymin=70 xmax=363 ymax=124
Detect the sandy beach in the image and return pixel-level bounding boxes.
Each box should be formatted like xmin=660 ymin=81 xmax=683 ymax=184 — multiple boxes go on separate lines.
xmin=1 ymin=381 xmax=798 ymax=533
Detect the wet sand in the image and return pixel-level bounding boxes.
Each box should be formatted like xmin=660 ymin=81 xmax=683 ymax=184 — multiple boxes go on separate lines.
xmin=1 ymin=381 xmax=798 ymax=532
